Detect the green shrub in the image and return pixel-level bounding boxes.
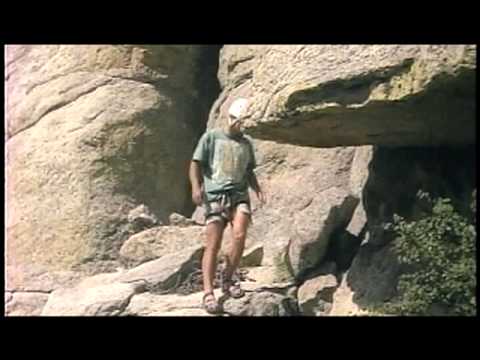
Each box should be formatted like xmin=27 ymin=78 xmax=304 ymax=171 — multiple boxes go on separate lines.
xmin=383 ymin=194 xmax=476 ymax=316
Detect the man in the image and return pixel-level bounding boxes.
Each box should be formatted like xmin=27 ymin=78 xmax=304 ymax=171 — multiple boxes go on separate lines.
xmin=189 ymin=97 xmax=266 ymax=314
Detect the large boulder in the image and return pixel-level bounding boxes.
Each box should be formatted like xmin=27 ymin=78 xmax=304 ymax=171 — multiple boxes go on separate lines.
xmin=215 ymin=45 xmax=476 ymax=147
xmin=288 ymin=186 xmax=358 ymax=279
xmin=118 ymin=245 xmax=204 ymax=292
xmin=6 ymin=45 xmax=217 ymax=287
xmin=345 ymin=146 xmax=373 ymax=237
xmin=40 ymin=269 xmax=143 ymax=316
xmin=119 ymin=225 xmax=205 ymax=268
xmin=41 ymin=280 xmax=143 ymax=316
xmin=322 ymin=146 xmax=373 ymax=272
xmin=298 ymin=273 xmax=338 ymax=316
xmin=345 ymin=243 xmax=402 ymax=309
xmin=40 ymin=244 xmax=203 ymax=316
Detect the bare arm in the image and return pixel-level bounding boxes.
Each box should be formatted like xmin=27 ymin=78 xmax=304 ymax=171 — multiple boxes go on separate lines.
xmin=189 ymin=160 xmax=204 ymax=206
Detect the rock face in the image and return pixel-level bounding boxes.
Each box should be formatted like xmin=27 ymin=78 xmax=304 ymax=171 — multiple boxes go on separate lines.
xmin=347 ymin=243 xmax=401 ymax=306
xmin=6 ymin=45 xmax=218 ymax=287
xmin=6 ymin=45 xmax=476 ymax=316
xmin=211 ymin=45 xmax=476 ymax=316
xmin=343 ymin=145 xmax=477 ymax=311
xmin=210 ymin=49 xmax=376 ymax=281
xmin=215 ymin=45 xmax=476 ymax=147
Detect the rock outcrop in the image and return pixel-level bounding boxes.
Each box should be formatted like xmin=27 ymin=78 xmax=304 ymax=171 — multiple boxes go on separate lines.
xmin=215 ymin=45 xmax=476 ymax=147
xmin=6 ymin=45 xmax=219 ymax=289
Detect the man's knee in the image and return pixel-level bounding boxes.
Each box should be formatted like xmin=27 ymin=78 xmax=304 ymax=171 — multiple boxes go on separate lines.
xmin=232 ymin=229 xmax=247 ymax=243
xmin=205 ymin=222 xmax=224 ymax=252
xmin=233 ymin=204 xmax=250 ymax=239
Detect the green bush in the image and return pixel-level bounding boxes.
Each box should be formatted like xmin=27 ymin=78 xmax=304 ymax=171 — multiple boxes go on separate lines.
xmin=383 ymin=194 xmax=476 ymax=316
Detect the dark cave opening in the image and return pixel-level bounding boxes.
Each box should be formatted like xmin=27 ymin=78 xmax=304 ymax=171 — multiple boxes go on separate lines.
xmin=181 ymin=45 xmax=223 ymax=218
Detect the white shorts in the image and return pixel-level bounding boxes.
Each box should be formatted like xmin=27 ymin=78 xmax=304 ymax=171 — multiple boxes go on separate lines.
xmin=205 ymin=201 xmax=251 ymax=225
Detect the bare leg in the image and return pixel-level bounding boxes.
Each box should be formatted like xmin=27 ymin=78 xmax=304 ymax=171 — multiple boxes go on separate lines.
xmin=202 ymin=220 xmax=226 ymax=295
xmin=224 ymin=209 xmax=250 ymax=281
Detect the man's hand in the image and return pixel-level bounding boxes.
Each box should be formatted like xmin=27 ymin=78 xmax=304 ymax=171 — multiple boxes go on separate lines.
xmin=189 ymin=161 xmax=204 ymax=206
xmin=255 ymin=189 xmax=266 ymax=207
xmin=192 ymin=187 xmax=203 ymax=206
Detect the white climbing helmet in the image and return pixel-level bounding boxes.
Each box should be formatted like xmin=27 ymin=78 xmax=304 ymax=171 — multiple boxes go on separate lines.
xmin=228 ymin=97 xmax=249 ymax=125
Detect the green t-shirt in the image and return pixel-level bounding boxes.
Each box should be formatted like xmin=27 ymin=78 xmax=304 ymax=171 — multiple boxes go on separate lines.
xmin=192 ymin=129 xmax=256 ymax=201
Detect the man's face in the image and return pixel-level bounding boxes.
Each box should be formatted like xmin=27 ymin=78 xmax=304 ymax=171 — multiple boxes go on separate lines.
xmin=229 ymin=116 xmax=244 ymax=133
